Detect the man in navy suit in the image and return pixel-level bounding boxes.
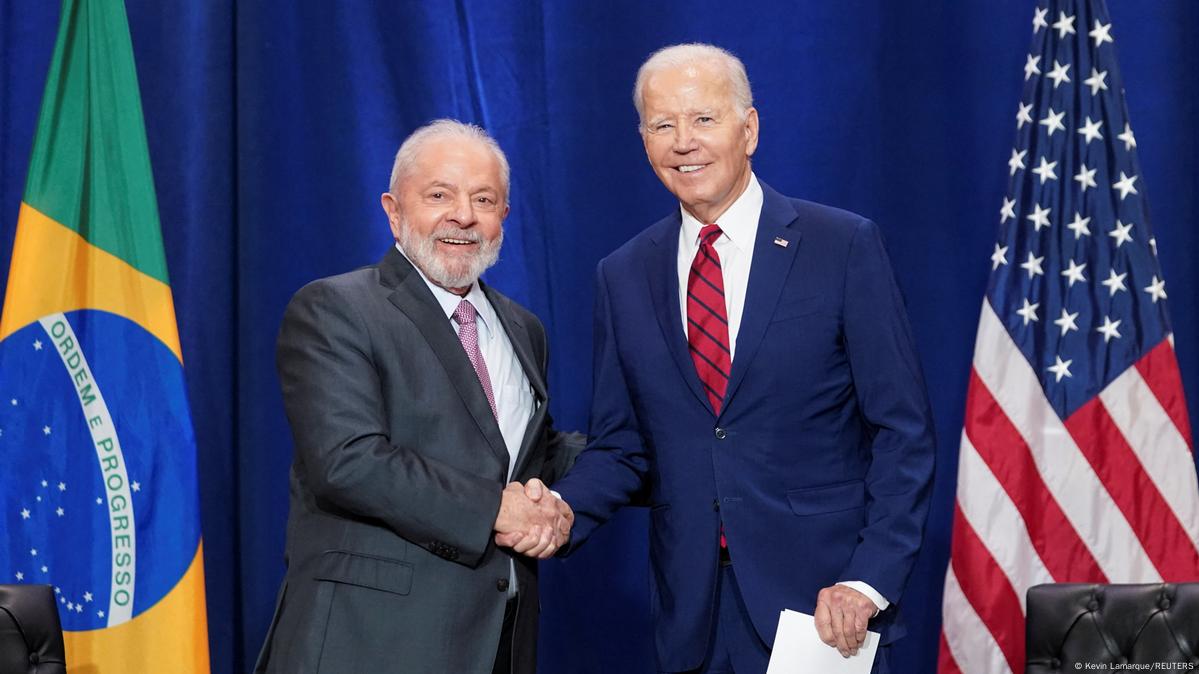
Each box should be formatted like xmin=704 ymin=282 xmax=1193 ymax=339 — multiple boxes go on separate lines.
xmin=547 ymin=44 xmax=935 ymax=673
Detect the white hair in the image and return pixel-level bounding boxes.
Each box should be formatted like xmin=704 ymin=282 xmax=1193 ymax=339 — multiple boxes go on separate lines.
xmin=388 ymin=119 xmax=510 ymax=201
xmin=633 ymin=43 xmax=754 ymax=128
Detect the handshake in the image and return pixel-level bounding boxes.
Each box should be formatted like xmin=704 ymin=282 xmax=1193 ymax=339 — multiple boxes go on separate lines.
xmin=492 ymin=479 xmax=574 ymax=559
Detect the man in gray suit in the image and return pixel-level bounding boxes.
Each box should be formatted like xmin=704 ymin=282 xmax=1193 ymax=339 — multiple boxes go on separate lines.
xmin=255 ymin=119 xmax=579 ymax=674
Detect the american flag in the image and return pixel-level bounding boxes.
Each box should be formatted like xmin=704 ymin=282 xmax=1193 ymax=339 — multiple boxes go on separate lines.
xmin=939 ymin=1 xmax=1199 ymax=672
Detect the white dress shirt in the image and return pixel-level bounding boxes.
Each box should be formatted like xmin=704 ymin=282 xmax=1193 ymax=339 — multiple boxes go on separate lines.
xmin=397 ymin=244 xmax=534 ymax=595
xmin=672 ymin=176 xmax=890 ymax=613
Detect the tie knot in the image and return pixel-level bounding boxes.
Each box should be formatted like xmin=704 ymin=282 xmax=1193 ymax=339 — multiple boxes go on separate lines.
xmin=452 ymin=299 xmax=477 ymax=325
xmin=700 ymin=224 xmax=723 ymax=245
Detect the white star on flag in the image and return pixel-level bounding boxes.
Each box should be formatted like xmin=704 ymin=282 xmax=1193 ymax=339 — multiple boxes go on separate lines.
xmin=1101 ymin=269 xmax=1128 ymax=296
xmin=1077 ymin=117 xmax=1103 ymax=144
xmin=1039 ymin=108 xmax=1066 ymax=136
xmin=20 ymin=508 xmax=30 ymax=519
xmin=1000 ymin=197 xmax=1016 ymax=223
xmin=1097 ymin=316 xmax=1122 ymax=343
xmin=14 ymin=572 xmax=23 ymax=581
xmin=1032 ymin=157 xmax=1058 ymax=184
xmin=1089 ymin=19 xmax=1114 ymax=46
xmin=1032 ymin=7 xmax=1049 ymax=32
xmin=1024 ymin=54 xmax=1042 ymax=80
xmin=1109 ymin=220 xmax=1134 ymax=247
xmin=33 ymin=339 xmax=43 ymax=351
xmin=1021 ymin=251 xmax=1045 ymax=278
xmin=1073 ymin=166 xmax=1097 ymax=192
xmin=1046 ymin=60 xmax=1071 ymax=88
xmin=1027 ymin=203 xmax=1052 ymax=231
xmin=1054 ymin=308 xmax=1080 ymax=335
xmin=43 ymin=426 xmax=51 ymax=436
xmin=1009 ymin=149 xmax=1027 ymax=175
xmin=1016 ymin=299 xmax=1040 ymax=325
xmin=1052 ymin=11 xmax=1076 ymax=38
xmin=1016 ymin=102 xmax=1033 ymax=128
xmin=1112 ymin=171 xmax=1138 ymax=200
xmin=1060 ymin=260 xmax=1087 ymax=287
xmin=1118 ymin=123 xmax=1136 ymax=150
xmin=1084 ymin=68 xmax=1108 ymax=95
xmin=991 ymin=244 xmax=1009 ymax=270
xmin=1048 ymin=355 xmax=1073 ymax=382
xmin=1143 ymin=276 xmax=1167 ymax=303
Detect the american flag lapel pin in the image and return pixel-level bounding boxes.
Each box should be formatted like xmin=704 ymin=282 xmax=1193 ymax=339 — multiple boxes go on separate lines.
xmin=773 ymin=236 xmax=789 ymax=248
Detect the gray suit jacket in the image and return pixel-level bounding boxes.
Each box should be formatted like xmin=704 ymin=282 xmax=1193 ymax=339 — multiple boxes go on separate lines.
xmin=255 ymin=248 xmax=580 ymax=674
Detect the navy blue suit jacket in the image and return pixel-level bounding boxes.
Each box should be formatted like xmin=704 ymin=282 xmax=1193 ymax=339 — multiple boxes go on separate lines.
xmin=553 ymin=181 xmax=935 ymax=671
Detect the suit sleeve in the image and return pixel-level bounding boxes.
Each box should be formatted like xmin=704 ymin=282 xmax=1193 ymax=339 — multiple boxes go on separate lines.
xmin=551 ymin=260 xmax=651 ymax=551
xmin=838 ymin=219 xmax=936 ymax=605
xmin=276 ymin=280 xmax=502 ymax=566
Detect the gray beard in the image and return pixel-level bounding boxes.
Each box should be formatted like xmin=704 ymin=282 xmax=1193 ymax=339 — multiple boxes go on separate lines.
xmin=397 ymin=218 xmax=503 ymax=290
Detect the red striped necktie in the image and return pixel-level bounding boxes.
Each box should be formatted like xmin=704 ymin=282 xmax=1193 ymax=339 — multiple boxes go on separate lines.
xmin=686 ymin=224 xmax=731 ymax=415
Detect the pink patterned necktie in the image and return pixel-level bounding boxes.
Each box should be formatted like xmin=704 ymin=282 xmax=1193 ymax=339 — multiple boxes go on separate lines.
xmin=452 ymin=299 xmax=498 ymax=420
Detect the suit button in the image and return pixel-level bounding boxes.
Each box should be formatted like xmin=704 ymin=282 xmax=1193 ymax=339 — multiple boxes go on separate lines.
xmin=714 ymin=427 xmax=727 ymax=440
xmin=712 ymin=499 xmax=720 ymax=512
xmin=448 ymin=548 xmax=460 ymax=561
xmin=497 ymin=578 xmax=510 ymax=592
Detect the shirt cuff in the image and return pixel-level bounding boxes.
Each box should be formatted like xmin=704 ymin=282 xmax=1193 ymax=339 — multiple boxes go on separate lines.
xmin=549 ymin=489 xmax=562 ymax=500
xmin=837 ymin=581 xmax=890 ymax=613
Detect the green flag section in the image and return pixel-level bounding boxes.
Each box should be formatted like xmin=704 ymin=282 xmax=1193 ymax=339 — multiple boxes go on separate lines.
xmin=0 ymin=1 xmax=209 ymax=671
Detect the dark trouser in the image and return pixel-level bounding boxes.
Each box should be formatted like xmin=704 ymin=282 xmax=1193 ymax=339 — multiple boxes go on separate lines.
xmin=679 ymin=564 xmax=891 ymax=674
xmin=680 ymin=564 xmax=771 ymax=674
xmin=491 ymin=596 xmax=518 ymax=674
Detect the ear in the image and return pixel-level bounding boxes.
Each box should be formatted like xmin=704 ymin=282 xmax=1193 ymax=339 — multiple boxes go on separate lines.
xmin=743 ymin=107 xmax=759 ymax=158
xmin=501 ymin=203 xmax=511 ymax=220
xmin=380 ymin=192 xmax=402 ymax=241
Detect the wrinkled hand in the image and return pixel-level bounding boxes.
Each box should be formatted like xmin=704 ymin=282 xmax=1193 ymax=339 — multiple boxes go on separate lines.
xmin=493 ymin=479 xmax=573 ymax=559
xmin=814 ymin=584 xmax=877 ymax=657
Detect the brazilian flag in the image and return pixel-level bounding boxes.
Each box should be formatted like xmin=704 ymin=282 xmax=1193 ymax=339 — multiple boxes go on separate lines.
xmin=0 ymin=0 xmax=209 ymax=670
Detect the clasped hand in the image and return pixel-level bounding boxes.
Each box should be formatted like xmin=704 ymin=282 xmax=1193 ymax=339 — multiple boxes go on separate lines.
xmin=493 ymin=479 xmax=573 ymax=559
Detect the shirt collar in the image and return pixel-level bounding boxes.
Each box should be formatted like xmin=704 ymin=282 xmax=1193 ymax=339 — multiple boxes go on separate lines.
xmin=395 ymin=243 xmax=495 ymax=333
xmin=679 ymin=173 xmax=763 ymax=252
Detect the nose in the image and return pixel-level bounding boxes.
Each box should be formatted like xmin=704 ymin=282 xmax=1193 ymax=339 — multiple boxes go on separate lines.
xmin=671 ymin=121 xmax=698 ymax=153
xmin=447 ymin=194 xmax=477 ymax=227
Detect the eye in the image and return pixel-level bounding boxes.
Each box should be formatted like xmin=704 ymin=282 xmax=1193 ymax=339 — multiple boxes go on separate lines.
xmin=696 ymin=116 xmax=715 ymax=125
xmin=429 ymin=191 xmax=445 ymax=200
xmin=476 ymin=196 xmax=495 ymax=205
xmin=652 ymin=122 xmax=674 ymax=133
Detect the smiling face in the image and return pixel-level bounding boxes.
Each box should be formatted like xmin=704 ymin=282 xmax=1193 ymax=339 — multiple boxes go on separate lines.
xmin=640 ymin=60 xmax=759 ymax=224
xmin=381 ymin=137 xmax=508 ymax=294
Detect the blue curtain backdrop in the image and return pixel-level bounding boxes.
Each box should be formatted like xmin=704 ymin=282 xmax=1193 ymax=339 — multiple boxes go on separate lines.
xmin=3 ymin=1 xmax=1197 ymax=672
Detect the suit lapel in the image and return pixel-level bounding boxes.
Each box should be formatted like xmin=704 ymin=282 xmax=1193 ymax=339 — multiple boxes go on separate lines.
xmin=646 ymin=213 xmax=712 ymax=412
xmin=721 ymin=183 xmax=802 ymax=416
xmin=379 ymin=249 xmax=510 ymax=467
xmin=484 ymin=284 xmax=549 ymax=478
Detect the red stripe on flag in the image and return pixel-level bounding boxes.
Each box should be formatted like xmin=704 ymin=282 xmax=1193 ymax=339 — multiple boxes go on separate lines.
xmin=937 ymin=631 xmax=964 ymax=674
xmin=1063 ymin=398 xmax=1199 ymax=579
xmin=1135 ymin=339 xmax=1194 ymax=450
xmin=964 ymin=370 xmax=1108 ymax=581
xmin=949 ymin=504 xmax=1024 ymax=674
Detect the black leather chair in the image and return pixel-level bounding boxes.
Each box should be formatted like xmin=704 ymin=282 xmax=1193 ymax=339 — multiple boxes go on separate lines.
xmin=1025 ymin=582 xmax=1199 ymax=672
xmin=0 ymin=585 xmax=66 ymax=674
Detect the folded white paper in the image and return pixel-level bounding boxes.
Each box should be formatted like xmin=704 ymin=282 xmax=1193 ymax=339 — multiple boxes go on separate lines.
xmin=766 ymin=609 xmax=879 ymax=674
